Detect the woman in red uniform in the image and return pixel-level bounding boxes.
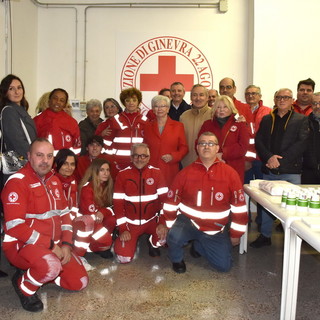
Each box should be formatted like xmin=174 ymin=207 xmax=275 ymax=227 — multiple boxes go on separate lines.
xmin=198 ymin=95 xmax=250 ymax=182
xmin=95 ymin=88 xmax=148 ymax=175
xmin=79 ymin=158 xmax=116 ymax=258
xmin=143 ymin=95 xmax=188 ymax=186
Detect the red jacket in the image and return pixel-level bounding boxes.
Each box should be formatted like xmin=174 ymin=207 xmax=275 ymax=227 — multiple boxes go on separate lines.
xmin=2 ymin=163 xmax=72 ymax=253
xmin=113 ymin=165 xmax=168 ymax=233
xmin=34 ymin=109 xmax=81 ymax=153
xmin=293 ymin=101 xmax=313 ymax=116
xmin=233 ymin=97 xmax=253 ymax=124
xmin=163 ymin=158 xmax=248 ymax=238
xmin=79 ymin=182 xmax=114 ymax=218
xmin=95 ymin=112 xmax=148 ymax=171
xmin=55 ymin=173 xmax=78 ymax=218
xmin=198 ymin=114 xmax=250 ymax=182
xmin=245 ymin=101 xmax=271 ymax=161
xmin=143 ymin=117 xmax=188 ymax=186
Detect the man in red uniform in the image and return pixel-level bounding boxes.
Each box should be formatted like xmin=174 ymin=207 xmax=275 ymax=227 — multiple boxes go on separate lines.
xmin=2 ymin=138 xmax=88 ymax=312
xmin=113 ymin=143 xmax=168 ymax=263
xmin=34 ymin=88 xmax=81 ymax=155
xmin=163 ymin=132 xmax=248 ymax=273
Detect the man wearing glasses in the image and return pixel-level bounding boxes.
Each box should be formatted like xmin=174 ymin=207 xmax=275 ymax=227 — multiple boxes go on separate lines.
xmin=302 ymin=92 xmax=320 ymax=184
xmin=250 ymin=88 xmax=309 ymax=248
xmin=163 ymin=132 xmax=248 ymax=273
xmin=113 ymin=143 xmax=168 ymax=263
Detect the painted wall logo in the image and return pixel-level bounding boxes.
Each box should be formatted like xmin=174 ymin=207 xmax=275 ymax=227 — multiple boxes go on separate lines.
xmin=120 ymin=36 xmax=213 ymax=114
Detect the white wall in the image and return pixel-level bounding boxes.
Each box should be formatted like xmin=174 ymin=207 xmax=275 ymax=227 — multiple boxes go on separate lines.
xmin=1 ymin=0 xmax=319 ymax=116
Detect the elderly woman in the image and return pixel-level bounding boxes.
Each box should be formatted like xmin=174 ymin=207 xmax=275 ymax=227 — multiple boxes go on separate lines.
xmin=103 ymin=98 xmax=122 ymax=119
xmin=95 ymin=87 xmax=148 ymax=174
xmin=78 ymin=99 xmax=103 ymax=155
xmin=197 ymin=95 xmax=250 ymax=182
xmin=144 ymin=95 xmax=188 ymax=186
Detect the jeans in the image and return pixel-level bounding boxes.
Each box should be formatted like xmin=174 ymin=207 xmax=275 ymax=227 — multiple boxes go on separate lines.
xmin=261 ymin=172 xmax=301 ymax=237
xmin=167 ymin=214 xmax=232 ymax=272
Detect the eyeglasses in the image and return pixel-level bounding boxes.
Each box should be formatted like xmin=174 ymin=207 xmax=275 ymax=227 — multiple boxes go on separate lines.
xmin=275 ymin=96 xmax=292 ymax=101
xmin=125 ymin=98 xmax=138 ymax=103
xmin=219 ymin=85 xmax=233 ymax=90
xmin=197 ymin=142 xmax=218 ymax=147
xmin=132 ymin=154 xmax=149 ymax=159
xmin=153 ymin=105 xmax=168 ymax=109
xmin=245 ymin=92 xmax=259 ymax=97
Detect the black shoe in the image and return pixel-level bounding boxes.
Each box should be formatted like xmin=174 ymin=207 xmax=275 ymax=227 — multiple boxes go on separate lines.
xmin=0 ymin=270 xmax=8 ymax=278
xmin=147 ymin=241 xmax=160 ymax=257
xmin=172 ymin=260 xmax=186 ymax=274
xmin=96 ymin=249 xmax=113 ymax=259
xmin=190 ymin=242 xmax=201 ymax=258
xmin=250 ymin=234 xmax=272 ymax=248
xmin=12 ymin=269 xmax=43 ymax=312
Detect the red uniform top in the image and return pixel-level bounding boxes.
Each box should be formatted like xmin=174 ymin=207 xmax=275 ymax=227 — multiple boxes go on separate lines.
xmin=79 ymin=182 xmax=114 ymax=217
xmin=95 ymin=112 xmax=148 ymax=171
xmin=163 ymin=158 xmax=248 ymax=238
xmin=143 ymin=117 xmax=188 ymax=186
xmin=2 ymin=163 xmax=72 ymax=252
xmin=245 ymin=101 xmax=271 ymax=161
xmin=293 ymin=101 xmax=313 ymax=116
xmin=233 ymin=97 xmax=253 ymax=124
xmin=198 ymin=114 xmax=250 ymax=182
xmin=113 ymin=165 xmax=168 ymax=233
xmin=34 ymin=108 xmax=81 ymax=153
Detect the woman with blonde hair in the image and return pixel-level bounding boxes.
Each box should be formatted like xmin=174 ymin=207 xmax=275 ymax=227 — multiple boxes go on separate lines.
xmin=197 ymin=95 xmax=250 ymax=182
xmin=79 ymin=158 xmax=116 ymax=259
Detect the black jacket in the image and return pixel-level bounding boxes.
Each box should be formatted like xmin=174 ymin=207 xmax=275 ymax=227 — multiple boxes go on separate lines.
xmin=255 ymin=107 xmax=309 ymax=174
xmin=168 ymin=99 xmax=190 ymax=121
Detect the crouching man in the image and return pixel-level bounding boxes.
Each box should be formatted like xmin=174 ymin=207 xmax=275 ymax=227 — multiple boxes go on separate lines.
xmin=163 ymin=132 xmax=248 ymax=273
xmin=2 ymin=138 xmax=88 ymax=312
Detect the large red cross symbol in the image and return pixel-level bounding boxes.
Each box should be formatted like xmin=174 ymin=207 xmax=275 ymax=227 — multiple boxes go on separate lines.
xmin=140 ymin=56 xmax=194 ymax=91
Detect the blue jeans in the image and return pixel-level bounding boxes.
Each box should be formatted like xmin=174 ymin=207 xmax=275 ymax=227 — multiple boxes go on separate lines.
xmin=167 ymin=214 xmax=232 ymax=272
xmin=261 ymin=172 xmax=301 ymax=237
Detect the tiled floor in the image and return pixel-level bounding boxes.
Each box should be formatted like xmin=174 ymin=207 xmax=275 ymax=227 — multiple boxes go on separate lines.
xmin=0 ymin=220 xmax=319 ymax=320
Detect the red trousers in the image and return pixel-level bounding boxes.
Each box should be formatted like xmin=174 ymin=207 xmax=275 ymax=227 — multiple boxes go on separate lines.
xmin=4 ymin=242 xmax=88 ymax=296
xmin=114 ymin=219 xmax=160 ymax=260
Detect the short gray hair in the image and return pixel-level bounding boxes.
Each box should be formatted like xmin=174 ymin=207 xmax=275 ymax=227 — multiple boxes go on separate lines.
xmin=151 ymin=95 xmax=170 ymax=108
xmin=86 ymin=99 xmax=102 ymax=112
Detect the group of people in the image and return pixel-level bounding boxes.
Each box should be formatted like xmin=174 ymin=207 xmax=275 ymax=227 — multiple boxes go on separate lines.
xmin=0 ymin=72 xmax=319 ymax=313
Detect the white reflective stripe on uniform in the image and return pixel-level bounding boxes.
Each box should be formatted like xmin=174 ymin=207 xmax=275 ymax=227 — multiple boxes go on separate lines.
xmin=114 ymin=114 xmax=128 ymax=130
xmin=113 ymin=192 xmax=125 ymax=200
xmin=117 ymin=217 xmax=127 ymax=225
xmin=165 ymin=219 xmax=176 ymax=228
xmin=116 ymin=150 xmax=131 ymax=156
xmin=126 ymin=216 xmax=156 ymax=225
xmin=191 ymin=219 xmax=221 ymax=235
xmin=61 ymin=224 xmax=73 ymax=231
xmin=105 ymin=149 xmax=116 ymax=155
xmin=27 ymin=269 xmax=43 ymax=287
xmin=163 ymin=202 xmax=179 ymax=212
xmin=54 ymin=276 xmax=61 ymax=286
xmin=71 ymin=147 xmax=81 ymax=154
xmin=53 ymin=149 xmax=59 ymax=156
xmin=6 ymin=172 xmax=25 ymax=183
xmin=179 ymin=203 xmax=230 ymax=220
xmin=103 ymin=139 xmax=113 ymax=146
xmin=60 ymin=207 xmax=71 ymax=217
xmin=249 ymin=138 xmax=255 ymax=144
xmin=230 ymin=222 xmax=247 ymax=233
xmin=20 ymin=281 xmax=37 ymax=295
xmin=3 ymin=234 xmax=17 ymax=242
xmin=77 ymin=230 xmax=93 ymax=237
xmin=124 ymin=193 xmax=158 ymax=203
xmin=6 ymin=218 xmax=25 ymax=230
xmin=245 ymin=151 xmax=256 ymax=158
xmin=114 ymin=137 xmax=131 ymax=143
xmin=132 ymin=137 xmax=143 ymax=143
xmin=230 ymin=204 xmax=247 ymax=213
xmin=71 ymin=207 xmax=79 ymax=214
xmin=26 ymin=207 xmax=70 ymax=220
xmin=25 ymin=230 xmax=40 ymax=245
xmin=92 ymin=227 xmax=108 ymax=240
xmin=141 ymin=115 xmax=148 ymax=121
xmin=157 ymin=187 xmax=169 ymax=195
xmin=74 ymin=240 xmax=90 ymax=249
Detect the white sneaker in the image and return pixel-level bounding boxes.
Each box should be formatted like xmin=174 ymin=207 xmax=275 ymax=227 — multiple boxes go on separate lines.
xmin=80 ymin=256 xmax=95 ymax=271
